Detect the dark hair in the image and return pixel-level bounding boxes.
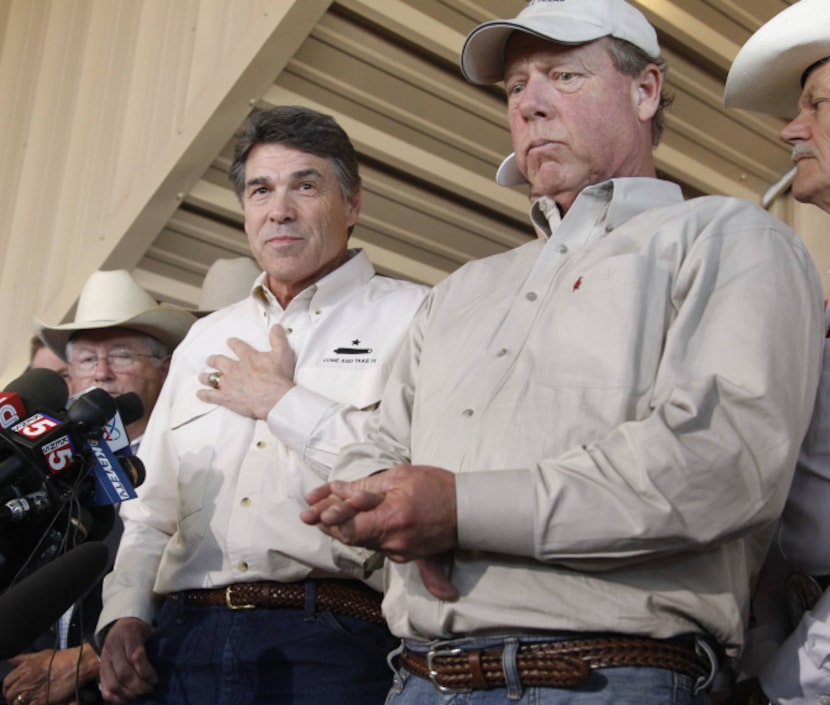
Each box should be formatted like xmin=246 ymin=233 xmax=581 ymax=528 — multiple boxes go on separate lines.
xmin=228 ymin=106 xmax=361 ymax=204
xmin=605 ymin=37 xmax=673 ymax=147
xmin=29 ymin=334 xmax=45 ymax=363
xmin=802 ymin=57 xmax=830 ymax=87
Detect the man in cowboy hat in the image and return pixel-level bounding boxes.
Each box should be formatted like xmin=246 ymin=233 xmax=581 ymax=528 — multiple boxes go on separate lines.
xmin=34 ymin=268 xmax=196 ymax=444
xmin=300 ymin=1 xmax=824 ymax=703
xmin=1 ymin=269 xmax=196 ymax=705
xmin=725 ymin=2 xmax=830 ymax=702
xmin=95 ymin=105 xmax=428 ymax=705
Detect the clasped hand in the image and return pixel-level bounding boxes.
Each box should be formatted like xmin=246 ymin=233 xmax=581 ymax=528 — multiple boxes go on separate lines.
xmin=300 ymin=465 xmax=460 ymax=601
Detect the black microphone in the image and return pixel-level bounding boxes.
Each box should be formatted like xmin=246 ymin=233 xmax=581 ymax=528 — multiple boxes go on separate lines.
xmin=0 ymin=541 xmax=109 ymax=659
xmin=114 ymin=392 xmax=143 ymax=428
xmin=3 ymin=368 xmax=69 ymax=415
xmin=66 ymin=388 xmax=116 ymax=439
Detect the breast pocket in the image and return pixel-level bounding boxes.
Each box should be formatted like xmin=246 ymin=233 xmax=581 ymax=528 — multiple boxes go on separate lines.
xmin=169 ymin=391 xmax=223 ymax=521
xmin=544 ymin=255 xmax=671 ymax=390
xmin=296 ymin=364 xmax=390 ymax=410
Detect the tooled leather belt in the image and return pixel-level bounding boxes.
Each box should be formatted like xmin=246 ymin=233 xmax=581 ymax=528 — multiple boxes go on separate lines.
xmin=170 ymin=579 xmax=385 ymax=625
xmin=400 ymin=635 xmax=713 ymax=692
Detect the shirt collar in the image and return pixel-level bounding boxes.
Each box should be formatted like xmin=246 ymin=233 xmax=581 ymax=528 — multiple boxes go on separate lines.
xmin=530 ymin=177 xmax=684 ymax=240
xmin=251 ymin=248 xmax=375 ymax=315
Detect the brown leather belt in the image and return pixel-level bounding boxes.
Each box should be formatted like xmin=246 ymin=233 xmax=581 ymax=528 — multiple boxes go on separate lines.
xmin=400 ymin=635 xmax=713 ymax=693
xmin=170 ymin=580 xmax=385 ymax=625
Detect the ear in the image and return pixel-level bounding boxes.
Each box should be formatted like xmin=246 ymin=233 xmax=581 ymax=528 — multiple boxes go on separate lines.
xmin=159 ymin=355 xmax=172 ymax=379
xmin=345 ymin=190 xmax=362 ymax=230
xmin=631 ymin=64 xmax=662 ymax=124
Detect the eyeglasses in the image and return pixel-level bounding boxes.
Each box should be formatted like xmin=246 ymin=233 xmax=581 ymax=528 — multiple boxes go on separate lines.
xmin=70 ymin=351 xmax=159 ymax=374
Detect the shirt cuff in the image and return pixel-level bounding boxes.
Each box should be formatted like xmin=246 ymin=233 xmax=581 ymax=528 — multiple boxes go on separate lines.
xmin=456 ymin=469 xmax=535 ymax=557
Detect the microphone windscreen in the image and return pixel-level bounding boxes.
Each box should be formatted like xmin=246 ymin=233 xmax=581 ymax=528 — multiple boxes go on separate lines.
xmin=66 ymin=388 xmax=116 ymax=432
xmin=0 ymin=541 xmax=109 ymax=659
xmin=3 ymin=368 xmax=69 ymax=413
xmin=114 ymin=392 xmax=144 ymax=427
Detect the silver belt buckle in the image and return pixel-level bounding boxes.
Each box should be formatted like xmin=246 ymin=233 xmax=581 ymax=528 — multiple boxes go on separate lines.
xmin=426 ymin=644 xmax=471 ymax=694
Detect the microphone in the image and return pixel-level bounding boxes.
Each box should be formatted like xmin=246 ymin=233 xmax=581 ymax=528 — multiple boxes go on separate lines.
xmin=0 ymin=367 xmax=68 ymax=431
xmin=66 ymin=388 xmax=117 ymax=439
xmin=0 ymin=541 xmax=109 ymax=659
xmin=4 ymin=410 xmax=81 ymax=479
xmin=3 ymin=368 xmax=69 ymax=415
xmin=66 ymin=388 xmax=143 ymax=454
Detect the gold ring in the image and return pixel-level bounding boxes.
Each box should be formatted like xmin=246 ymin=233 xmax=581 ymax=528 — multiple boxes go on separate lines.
xmin=207 ymin=371 xmax=223 ymax=390
xmin=16 ymin=695 xmax=28 ymax=705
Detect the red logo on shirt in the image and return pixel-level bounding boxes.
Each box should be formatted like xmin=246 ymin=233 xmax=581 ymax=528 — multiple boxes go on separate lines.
xmin=573 ymin=276 xmax=583 ymax=292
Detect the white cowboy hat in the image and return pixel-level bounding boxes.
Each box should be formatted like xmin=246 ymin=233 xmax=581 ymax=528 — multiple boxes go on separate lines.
xmin=34 ymin=269 xmax=197 ymax=360
xmin=191 ymin=257 xmax=262 ymax=316
xmin=725 ymin=0 xmax=830 ymax=118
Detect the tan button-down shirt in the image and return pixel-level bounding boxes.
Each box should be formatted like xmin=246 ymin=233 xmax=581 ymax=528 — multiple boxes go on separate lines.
xmin=335 ymin=179 xmax=824 ymax=656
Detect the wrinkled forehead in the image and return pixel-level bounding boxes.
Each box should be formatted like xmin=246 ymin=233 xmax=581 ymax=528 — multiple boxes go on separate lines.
xmin=68 ymin=327 xmax=150 ymax=352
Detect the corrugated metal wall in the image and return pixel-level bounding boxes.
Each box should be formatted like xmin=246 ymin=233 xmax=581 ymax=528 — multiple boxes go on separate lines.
xmin=2 ymin=0 xmax=828 ymax=381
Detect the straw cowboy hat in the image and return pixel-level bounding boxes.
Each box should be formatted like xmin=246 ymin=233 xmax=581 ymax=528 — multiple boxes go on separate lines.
xmin=725 ymin=0 xmax=830 ymax=118
xmin=34 ymin=269 xmax=197 ymax=360
xmin=191 ymin=257 xmax=262 ymax=316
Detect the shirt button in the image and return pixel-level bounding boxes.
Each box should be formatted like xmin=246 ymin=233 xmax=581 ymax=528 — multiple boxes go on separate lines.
xmin=284 ymin=327 xmax=293 ymax=335
xmin=238 ymin=561 xmax=248 ymax=572
xmin=462 ymin=409 xmax=474 ymax=417
xmin=256 ymin=440 xmax=267 ymax=449
xmin=557 ymin=244 xmax=568 ymax=254
xmin=496 ymin=348 xmax=508 ymax=358
xmin=314 ymin=309 xmax=321 ymax=315
xmin=241 ymin=497 xmax=251 ymax=507
xmin=526 ymin=292 xmax=538 ymax=301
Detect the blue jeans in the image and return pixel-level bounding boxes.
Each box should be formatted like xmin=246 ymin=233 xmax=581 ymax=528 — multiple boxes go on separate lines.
xmin=386 ymin=637 xmax=714 ymax=705
xmin=131 ymin=590 xmax=399 ymax=705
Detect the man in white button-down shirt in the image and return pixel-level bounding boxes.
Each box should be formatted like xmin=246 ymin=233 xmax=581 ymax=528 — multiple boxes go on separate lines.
xmin=95 ymin=106 xmax=428 ymax=705
xmin=725 ymin=2 xmax=830 ymax=703
xmin=302 ymin=1 xmax=825 ymax=703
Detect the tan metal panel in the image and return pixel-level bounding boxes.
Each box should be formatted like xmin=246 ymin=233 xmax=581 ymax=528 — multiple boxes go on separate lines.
xmin=1 ymin=0 xmax=822 ymax=383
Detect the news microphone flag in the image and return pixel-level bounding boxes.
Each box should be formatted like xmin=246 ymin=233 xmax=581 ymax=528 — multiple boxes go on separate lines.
xmin=0 ymin=392 xmax=26 ymax=430
xmin=82 ymin=437 xmax=137 ymax=507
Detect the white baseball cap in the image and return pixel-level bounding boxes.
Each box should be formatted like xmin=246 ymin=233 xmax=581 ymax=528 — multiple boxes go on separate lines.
xmin=461 ymin=0 xmax=660 ymax=86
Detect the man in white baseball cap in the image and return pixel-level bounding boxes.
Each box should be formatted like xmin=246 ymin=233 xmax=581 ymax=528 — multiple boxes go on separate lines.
xmin=300 ymin=1 xmax=824 ymax=703
xmin=726 ymin=2 xmax=830 ymax=703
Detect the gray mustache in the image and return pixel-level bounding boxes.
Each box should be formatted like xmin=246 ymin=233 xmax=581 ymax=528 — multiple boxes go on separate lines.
xmin=792 ymin=143 xmax=819 ymax=162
